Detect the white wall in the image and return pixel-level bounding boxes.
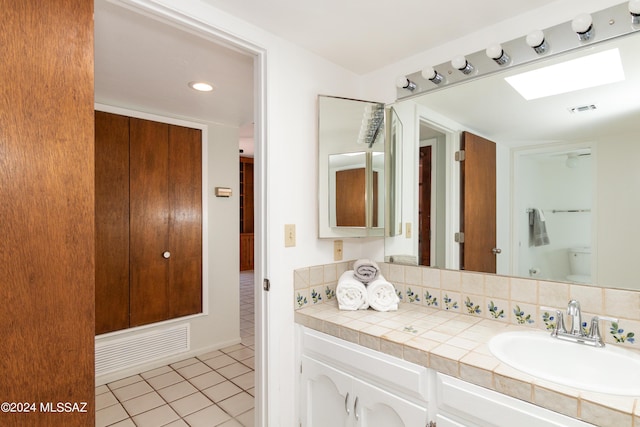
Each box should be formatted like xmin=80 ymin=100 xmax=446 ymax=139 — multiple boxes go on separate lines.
xmin=110 ymin=0 xmax=629 ymax=425
xmin=596 ymin=131 xmax=640 ymax=288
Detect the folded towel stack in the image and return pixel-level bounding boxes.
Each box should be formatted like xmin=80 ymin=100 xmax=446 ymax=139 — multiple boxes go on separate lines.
xmin=336 ymin=270 xmax=369 ymax=311
xmin=353 ymin=258 xmax=380 ymax=283
xmin=336 ymin=260 xmax=399 ymax=312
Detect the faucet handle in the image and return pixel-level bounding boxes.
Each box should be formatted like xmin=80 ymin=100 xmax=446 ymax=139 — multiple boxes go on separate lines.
xmin=588 ymin=316 xmax=619 ymax=347
xmin=553 ymin=310 xmax=567 ymax=336
xmin=597 ymin=315 xmax=619 ymax=323
xmin=588 ymin=317 xmax=601 ymax=340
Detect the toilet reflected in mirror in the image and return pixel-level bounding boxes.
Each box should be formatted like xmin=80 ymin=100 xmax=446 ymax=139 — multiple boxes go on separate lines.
xmin=567 ymin=246 xmax=591 ymax=284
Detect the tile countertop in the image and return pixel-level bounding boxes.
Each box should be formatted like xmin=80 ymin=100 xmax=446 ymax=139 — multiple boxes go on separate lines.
xmin=295 ymin=300 xmax=640 ymax=427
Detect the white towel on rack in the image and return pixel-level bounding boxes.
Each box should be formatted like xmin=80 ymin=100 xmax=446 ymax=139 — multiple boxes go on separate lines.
xmin=336 ymin=270 xmax=369 ymax=311
xmin=367 ymin=276 xmax=399 ymax=312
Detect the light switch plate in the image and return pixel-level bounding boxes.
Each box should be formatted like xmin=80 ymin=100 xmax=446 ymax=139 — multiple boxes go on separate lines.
xmin=285 ymin=224 xmax=296 ymax=247
xmin=334 ymin=240 xmax=343 ymax=261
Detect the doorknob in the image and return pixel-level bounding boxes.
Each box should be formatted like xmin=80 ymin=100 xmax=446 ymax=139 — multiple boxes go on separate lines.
xmin=492 ymin=248 xmax=502 ymax=255
xmin=163 ymin=251 xmax=171 ymax=259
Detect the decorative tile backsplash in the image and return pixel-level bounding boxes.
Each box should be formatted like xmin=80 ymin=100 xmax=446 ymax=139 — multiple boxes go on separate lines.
xmin=293 ymin=261 xmax=639 ymax=348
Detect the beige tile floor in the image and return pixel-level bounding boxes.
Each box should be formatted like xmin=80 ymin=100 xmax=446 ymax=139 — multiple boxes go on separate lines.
xmin=96 ymin=271 xmax=255 ymax=427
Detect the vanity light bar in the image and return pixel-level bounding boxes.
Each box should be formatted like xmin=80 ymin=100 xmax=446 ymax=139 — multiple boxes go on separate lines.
xmin=396 ymin=1 xmax=640 ymax=100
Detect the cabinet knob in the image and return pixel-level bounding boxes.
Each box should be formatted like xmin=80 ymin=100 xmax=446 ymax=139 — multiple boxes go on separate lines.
xmin=163 ymin=251 xmax=171 ymax=259
xmin=492 ymin=248 xmax=502 ymax=255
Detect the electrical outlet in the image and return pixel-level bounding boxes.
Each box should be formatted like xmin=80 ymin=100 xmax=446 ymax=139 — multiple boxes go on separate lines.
xmin=285 ymin=224 xmax=296 ymax=247
xmin=406 ymin=222 xmax=412 ymax=238
xmin=334 ymin=240 xmax=343 ymax=261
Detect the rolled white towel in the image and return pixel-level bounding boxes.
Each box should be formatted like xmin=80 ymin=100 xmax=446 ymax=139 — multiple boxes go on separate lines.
xmin=367 ymin=276 xmax=399 ymax=312
xmin=336 ymin=270 xmax=369 ymax=311
xmin=353 ymin=259 xmax=380 ymax=283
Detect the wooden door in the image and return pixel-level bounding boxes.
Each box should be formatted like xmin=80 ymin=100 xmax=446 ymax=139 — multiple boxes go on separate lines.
xmin=129 ymin=118 xmax=171 ymax=326
xmin=95 ymin=111 xmax=131 ymax=334
xmin=0 ymin=1 xmax=95 ymax=425
xmin=419 ymin=146 xmax=432 ymax=266
xmin=336 ymin=168 xmax=367 ymax=226
xmin=168 ymin=125 xmax=203 ymax=318
xmin=240 ymin=158 xmax=254 ymax=233
xmin=335 ymin=168 xmax=378 ymax=227
xmin=460 ymin=132 xmax=497 ymax=273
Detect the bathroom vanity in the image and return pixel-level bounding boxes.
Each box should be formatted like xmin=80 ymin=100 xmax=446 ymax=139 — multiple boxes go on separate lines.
xmin=296 ymin=302 xmax=636 ymax=427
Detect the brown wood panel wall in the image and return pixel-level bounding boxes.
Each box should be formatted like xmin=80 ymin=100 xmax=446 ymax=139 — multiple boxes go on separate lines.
xmin=168 ymin=125 xmax=203 ymax=318
xmin=240 ymin=233 xmax=255 ymax=271
xmin=96 ymin=115 xmax=203 ymax=330
xmin=129 ymin=118 xmax=171 ymax=326
xmin=95 ymin=111 xmax=131 ymax=334
xmin=0 ymin=1 xmax=95 ymax=425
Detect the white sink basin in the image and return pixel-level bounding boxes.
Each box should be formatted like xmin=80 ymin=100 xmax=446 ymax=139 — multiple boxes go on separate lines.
xmin=488 ymin=330 xmax=640 ymax=395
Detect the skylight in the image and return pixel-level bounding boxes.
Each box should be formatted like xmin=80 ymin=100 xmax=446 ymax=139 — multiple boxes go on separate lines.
xmin=504 ymin=48 xmax=625 ymax=100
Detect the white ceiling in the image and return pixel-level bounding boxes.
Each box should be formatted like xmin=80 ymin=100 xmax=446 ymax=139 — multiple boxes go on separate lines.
xmin=94 ymin=0 xmax=255 ymax=151
xmin=95 ymin=0 xmax=559 ymax=139
xmin=198 ymin=0 xmax=558 ymax=75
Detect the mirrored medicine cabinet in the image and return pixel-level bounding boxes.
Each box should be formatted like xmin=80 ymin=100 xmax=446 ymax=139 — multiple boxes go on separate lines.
xmin=318 ymin=95 xmax=403 ymax=239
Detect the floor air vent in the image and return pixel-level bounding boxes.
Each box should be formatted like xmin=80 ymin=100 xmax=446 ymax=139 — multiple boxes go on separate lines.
xmin=96 ymin=324 xmax=190 ymax=376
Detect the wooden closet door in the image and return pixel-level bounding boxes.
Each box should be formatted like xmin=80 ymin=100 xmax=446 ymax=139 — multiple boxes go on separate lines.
xmin=336 ymin=168 xmax=367 ymax=226
xmin=129 ymin=118 xmax=170 ymax=326
xmin=95 ymin=111 xmax=130 ymax=334
xmin=0 ymin=1 xmax=95 ymax=425
xmin=168 ymin=125 xmax=203 ymax=318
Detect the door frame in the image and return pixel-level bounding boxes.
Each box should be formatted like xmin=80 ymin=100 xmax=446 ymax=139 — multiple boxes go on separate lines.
xmin=103 ymin=1 xmax=269 ymax=424
xmin=415 ymin=111 xmax=460 ymax=270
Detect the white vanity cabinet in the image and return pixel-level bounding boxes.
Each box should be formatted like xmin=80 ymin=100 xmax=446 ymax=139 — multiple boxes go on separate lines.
xmin=298 ymin=327 xmax=430 ymax=427
xmin=434 ymin=374 xmax=594 ymax=427
xmin=297 ymin=326 xmax=597 ymax=427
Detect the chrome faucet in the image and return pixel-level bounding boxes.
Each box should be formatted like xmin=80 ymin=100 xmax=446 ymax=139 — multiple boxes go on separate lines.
xmin=545 ymin=300 xmax=618 ymax=348
xmin=566 ymin=299 xmax=582 ymax=335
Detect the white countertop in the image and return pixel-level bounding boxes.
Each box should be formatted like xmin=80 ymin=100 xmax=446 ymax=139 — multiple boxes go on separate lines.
xmin=295 ymin=300 xmax=640 ymax=427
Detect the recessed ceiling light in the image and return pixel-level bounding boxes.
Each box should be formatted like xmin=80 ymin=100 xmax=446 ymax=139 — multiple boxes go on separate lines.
xmin=504 ymin=48 xmax=625 ymax=100
xmin=188 ymin=81 xmax=214 ymax=92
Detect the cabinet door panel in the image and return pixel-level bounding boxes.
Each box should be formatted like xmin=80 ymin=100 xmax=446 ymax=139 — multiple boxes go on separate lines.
xmin=129 ymin=118 xmax=170 ymax=326
xmin=95 ymin=111 xmax=130 ymax=334
xmin=168 ymin=125 xmax=202 ymax=318
xmin=302 ymin=356 xmax=352 ymax=427
xmin=354 ymin=378 xmax=428 ymax=427
xmin=436 ymin=413 xmax=476 ymax=427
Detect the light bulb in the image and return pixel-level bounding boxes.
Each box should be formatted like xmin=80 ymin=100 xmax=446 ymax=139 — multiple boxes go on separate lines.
xmin=572 ymin=13 xmax=594 ymax=41
xmin=421 ymin=67 xmax=444 ymax=84
xmin=395 ymin=76 xmax=416 ymax=91
xmin=486 ymin=43 xmax=510 ymax=66
xmin=188 ymin=81 xmax=214 ymax=92
xmin=566 ymin=154 xmax=579 ymax=168
xmin=451 ymin=56 xmax=474 ymax=75
xmin=526 ymin=30 xmax=548 ymax=54
xmin=630 ymin=0 xmax=640 ymax=24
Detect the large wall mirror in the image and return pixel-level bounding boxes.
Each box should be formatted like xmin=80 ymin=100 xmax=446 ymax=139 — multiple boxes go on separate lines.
xmin=385 ymin=1 xmax=640 ymax=291
xmin=318 ymin=95 xmax=387 ymax=238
